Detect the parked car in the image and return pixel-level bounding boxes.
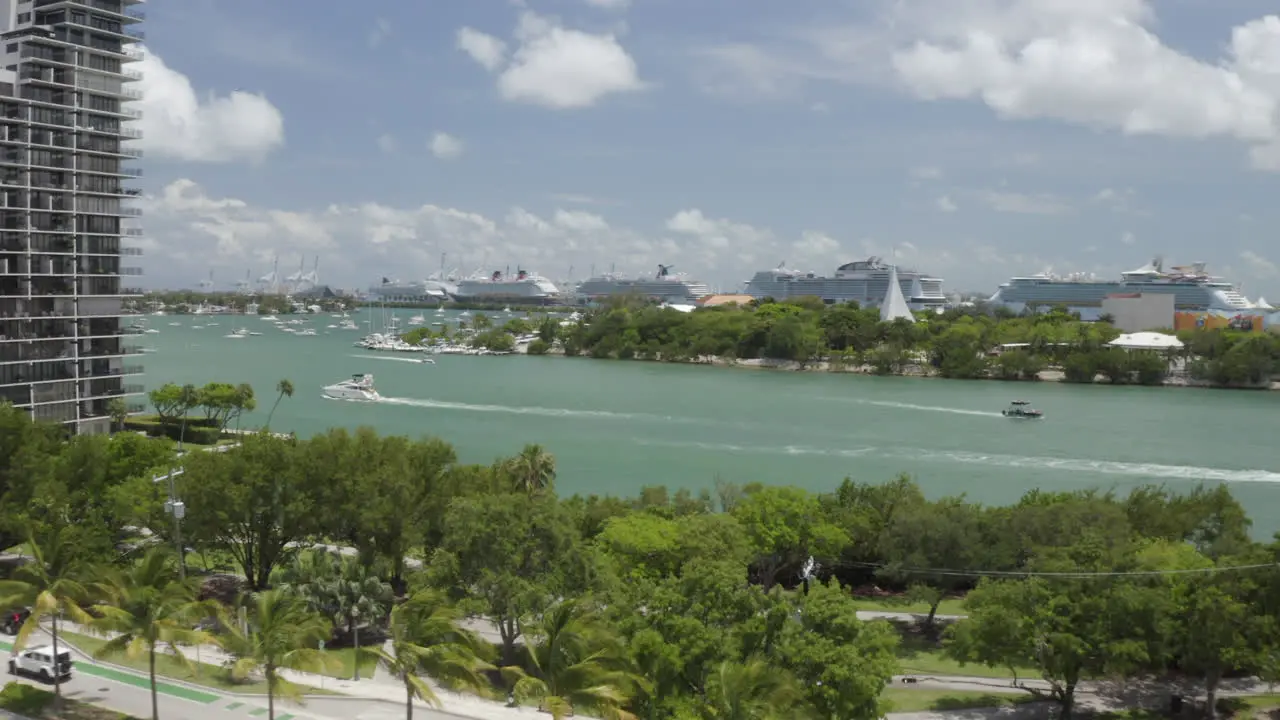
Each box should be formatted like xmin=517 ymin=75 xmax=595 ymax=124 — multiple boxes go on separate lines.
xmin=8 ymin=645 xmax=73 ymax=682
xmin=1 ymin=607 xmax=30 ymax=635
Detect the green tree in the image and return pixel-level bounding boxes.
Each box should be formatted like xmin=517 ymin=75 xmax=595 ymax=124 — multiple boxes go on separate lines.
xmin=877 ymin=497 xmax=987 ymax=626
xmin=265 ymin=378 xmax=294 ymax=429
xmin=364 ymin=590 xmax=494 ymax=720
xmin=1170 ymin=575 xmax=1268 ymax=718
xmin=179 ymin=433 xmax=322 ymax=590
xmin=704 ymin=657 xmax=808 ymax=720
xmin=89 ymin=548 xmax=216 ymax=720
xmin=948 ymin=574 xmax=1161 ymax=719
xmin=225 ymin=590 xmax=339 ymax=720
xmin=502 ymin=599 xmax=643 ymax=720
xmin=773 ymin=580 xmax=900 ymax=719
xmin=0 ymin=528 xmax=94 ymax=708
xmin=107 ymin=397 xmax=129 ymax=433
xmin=433 ymin=493 xmax=583 ymax=663
xmin=731 ymin=486 xmax=848 ymax=589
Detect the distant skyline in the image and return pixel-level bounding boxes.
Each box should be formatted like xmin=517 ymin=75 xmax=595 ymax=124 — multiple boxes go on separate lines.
xmin=134 ymin=0 xmax=1280 ymax=299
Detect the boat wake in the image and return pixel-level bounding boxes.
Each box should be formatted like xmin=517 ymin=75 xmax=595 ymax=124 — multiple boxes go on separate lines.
xmin=633 ymin=440 xmax=1280 ymax=484
xmin=377 ymin=396 xmax=696 ymax=423
xmin=828 ymin=398 xmax=1004 ymax=418
xmin=348 ymin=354 xmax=431 ymax=364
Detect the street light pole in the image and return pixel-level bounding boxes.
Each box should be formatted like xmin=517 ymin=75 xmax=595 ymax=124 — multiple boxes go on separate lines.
xmin=153 ymin=468 xmax=187 ymax=580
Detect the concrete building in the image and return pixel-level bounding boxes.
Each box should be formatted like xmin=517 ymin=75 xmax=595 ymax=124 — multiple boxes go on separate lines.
xmin=1101 ymin=292 xmax=1175 ymax=333
xmin=0 ymin=0 xmax=145 ymax=433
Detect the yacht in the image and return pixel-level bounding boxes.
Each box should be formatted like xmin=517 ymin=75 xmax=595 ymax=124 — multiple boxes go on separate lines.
xmin=322 ymin=374 xmax=381 ymax=401
xmin=987 ymin=257 xmax=1251 ymax=319
xmin=744 ymin=258 xmax=947 ymax=310
xmin=454 ymin=269 xmax=560 ymax=304
xmin=576 ymin=264 xmax=713 ymax=305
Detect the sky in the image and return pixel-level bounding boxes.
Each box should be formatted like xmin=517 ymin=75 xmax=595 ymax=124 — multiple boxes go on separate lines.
xmin=133 ymin=0 xmax=1280 ymax=299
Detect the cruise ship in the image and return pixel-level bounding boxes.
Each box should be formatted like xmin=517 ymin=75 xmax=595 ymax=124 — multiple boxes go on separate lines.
xmin=576 ymin=264 xmax=713 ymax=305
xmin=744 ymin=258 xmax=947 ymax=310
xmin=987 ymin=258 xmax=1251 ymax=318
xmin=453 ymin=269 xmax=561 ymax=303
xmin=367 ymin=273 xmax=458 ymax=303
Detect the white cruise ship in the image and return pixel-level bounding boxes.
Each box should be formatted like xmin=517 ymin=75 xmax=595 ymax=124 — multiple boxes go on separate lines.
xmin=987 ymin=258 xmax=1251 ymax=319
xmin=744 ymin=258 xmax=947 ymax=310
xmin=576 ymin=264 xmax=713 ymax=305
xmin=454 ymin=269 xmax=560 ymax=303
xmin=368 ymin=273 xmax=459 ymax=303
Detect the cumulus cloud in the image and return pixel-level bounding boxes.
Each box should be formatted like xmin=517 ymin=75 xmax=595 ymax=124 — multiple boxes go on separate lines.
xmin=584 ymin=0 xmax=630 ymax=9
xmin=456 ymin=27 xmax=507 ymax=71
xmin=135 ymin=47 xmax=284 ymax=163
xmin=139 ymin=183 xmax=876 ymax=291
xmin=936 ymin=195 xmax=957 ymax=212
xmin=887 ymin=2 xmax=1280 ymax=169
xmin=457 ymin=11 xmax=644 ymax=108
xmin=429 ymin=132 xmax=464 ymax=159
xmin=697 ymin=1 xmax=1280 ymax=170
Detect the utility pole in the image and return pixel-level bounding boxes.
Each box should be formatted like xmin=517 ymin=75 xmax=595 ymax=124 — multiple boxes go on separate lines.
xmin=153 ymin=468 xmax=187 ymax=580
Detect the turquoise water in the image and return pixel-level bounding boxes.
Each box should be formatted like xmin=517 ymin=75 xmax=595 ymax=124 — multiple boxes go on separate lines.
xmin=137 ymin=311 xmax=1280 ymax=534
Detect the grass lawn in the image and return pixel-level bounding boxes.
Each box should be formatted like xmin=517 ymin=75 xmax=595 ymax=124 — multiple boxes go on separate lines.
xmin=896 ymin=634 xmax=1037 ymax=680
xmin=858 ymin=597 xmax=968 ymax=616
xmin=881 ymin=687 xmax=1040 ymax=713
xmin=59 ymin=631 xmax=337 ymax=696
xmin=320 ymin=646 xmax=379 ymax=681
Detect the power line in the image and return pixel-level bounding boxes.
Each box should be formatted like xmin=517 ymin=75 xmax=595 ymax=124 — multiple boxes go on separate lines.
xmin=830 ymin=559 xmax=1279 ymax=579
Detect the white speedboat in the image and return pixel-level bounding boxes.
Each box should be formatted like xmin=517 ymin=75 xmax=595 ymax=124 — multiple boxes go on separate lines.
xmin=322 ymin=374 xmax=381 ymax=401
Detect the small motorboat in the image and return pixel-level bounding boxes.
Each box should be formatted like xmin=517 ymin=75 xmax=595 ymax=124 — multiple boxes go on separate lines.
xmin=322 ymin=373 xmax=381 ymax=401
xmin=1002 ymin=400 xmax=1043 ymax=419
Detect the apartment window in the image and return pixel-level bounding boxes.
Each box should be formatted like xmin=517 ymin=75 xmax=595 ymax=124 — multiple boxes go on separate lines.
xmin=16 ymin=13 xmax=30 ymax=23
xmin=5 ymin=45 xmax=16 ymax=53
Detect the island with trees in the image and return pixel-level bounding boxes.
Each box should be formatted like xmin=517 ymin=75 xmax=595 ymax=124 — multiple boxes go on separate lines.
xmin=1 ymin=400 xmax=1279 ymax=719
xmin=406 ymin=298 xmax=1279 ymax=390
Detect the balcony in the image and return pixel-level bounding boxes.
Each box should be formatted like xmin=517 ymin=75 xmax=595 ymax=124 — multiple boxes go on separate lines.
xmin=121 ymin=247 xmax=142 ymax=256
xmin=125 ymin=401 xmax=145 ymax=413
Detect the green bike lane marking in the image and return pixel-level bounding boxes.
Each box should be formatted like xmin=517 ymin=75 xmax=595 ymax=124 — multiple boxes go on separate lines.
xmin=0 ymin=637 xmax=218 ymax=704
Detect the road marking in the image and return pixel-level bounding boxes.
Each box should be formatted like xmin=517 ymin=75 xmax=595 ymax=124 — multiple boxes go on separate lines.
xmin=249 ymin=708 xmax=269 ymax=716
xmin=226 ymin=701 xmax=244 ymax=709
xmin=276 ymin=714 xmax=295 ymax=720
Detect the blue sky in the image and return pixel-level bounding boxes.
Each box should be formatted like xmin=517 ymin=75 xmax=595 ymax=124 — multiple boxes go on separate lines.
xmin=135 ymin=0 xmax=1280 ymax=300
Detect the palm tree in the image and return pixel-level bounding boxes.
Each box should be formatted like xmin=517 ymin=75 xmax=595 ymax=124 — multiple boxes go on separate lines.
xmin=704 ymin=657 xmax=806 ymax=720
xmin=224 ymin=589 xmax=339 ymax=720
xmin=0 ymin=528 xmax=95 ymax=708
xmin=89 ymin=548 xmax=217 ymax=720
xmin=504 ymin=443 xmax=556 ymax=494
xmin=502 ymin=599 xmax=642 ymax=720
xmin=264 ymin=378 xmax=294 ymax=429
xmin=365 ymin=591 xmax=493 ymax=720
xmin=274 ymin=551 xmax=393 ymax=680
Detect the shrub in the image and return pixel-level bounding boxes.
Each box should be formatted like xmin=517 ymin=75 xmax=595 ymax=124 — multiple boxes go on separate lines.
xmin=124 ymin=417 xmax=222 ymax=445
xmin=526 ymin=339 xmax=550 ymax=355
xmin=0 ymin=682 xmax=53 ymax=715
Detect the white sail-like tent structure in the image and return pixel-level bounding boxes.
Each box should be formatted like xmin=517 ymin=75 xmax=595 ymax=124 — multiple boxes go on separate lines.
xmin=879 ymin=265 xmax=915 ymax=322
xmin=1107 ymin=331 xmax=1184 ymax=350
